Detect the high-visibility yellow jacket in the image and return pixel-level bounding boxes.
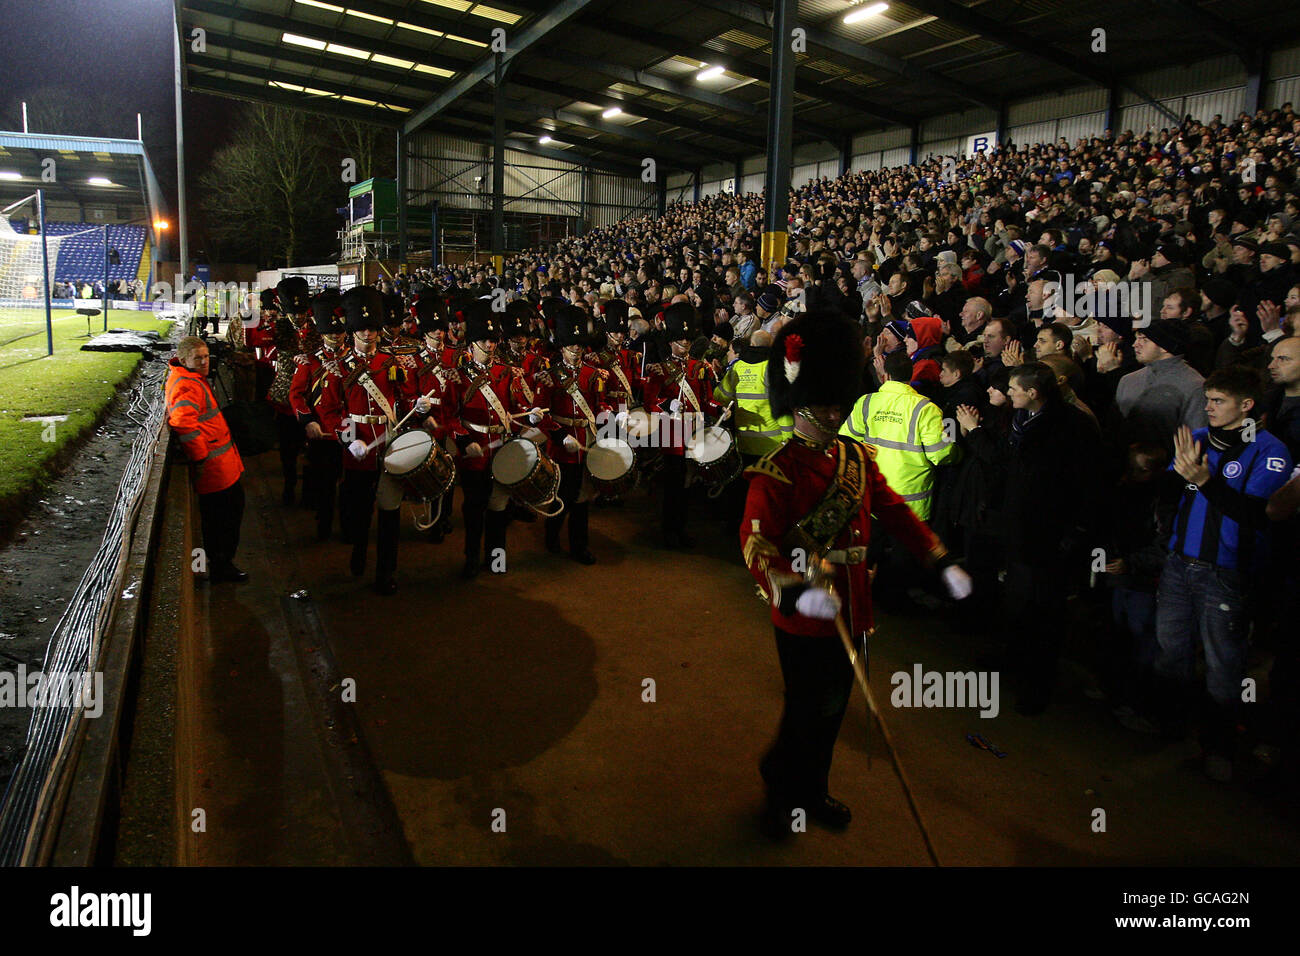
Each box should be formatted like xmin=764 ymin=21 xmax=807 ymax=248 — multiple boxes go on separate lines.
xmin=840 ymin=380 xmax=955 ymax=519
xmin=713 ymin=349 xmax=793 ymax=457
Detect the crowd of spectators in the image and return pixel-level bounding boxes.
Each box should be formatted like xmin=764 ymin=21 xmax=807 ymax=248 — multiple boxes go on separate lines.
xmin=406 ymin=105 xmax=1300 ymax=786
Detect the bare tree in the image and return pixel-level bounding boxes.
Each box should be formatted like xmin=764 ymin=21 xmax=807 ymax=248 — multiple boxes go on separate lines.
xmin=199 ymin=104 xmax=334 ymax=266
xmin=332 ymin=118 xmax=397 ymax=184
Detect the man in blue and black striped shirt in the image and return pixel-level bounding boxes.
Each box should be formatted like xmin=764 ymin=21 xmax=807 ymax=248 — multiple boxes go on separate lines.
xmin=1156 ymin=365 xmax=1293 ymax=782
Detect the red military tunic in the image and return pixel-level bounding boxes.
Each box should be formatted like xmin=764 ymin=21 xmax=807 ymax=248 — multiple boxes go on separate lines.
xmin=740 ymin=435 xmax=946 ymax=637
xmin=531 ymin=359 xmax=609 ymax=466
xmin=317 ymin=350 xmax=417 ymax=472
xmin=288 ymin=345 xmax=350 ymax=426
xmin=587 ymin=346 xmax=638 ymax=410
xmin=641 ymin=355 xmax=720 ymax=456
xmin=445 ymin=358 xmax=519 ymax=473
xmin=411 ymin=345 xmax=453 ymax=441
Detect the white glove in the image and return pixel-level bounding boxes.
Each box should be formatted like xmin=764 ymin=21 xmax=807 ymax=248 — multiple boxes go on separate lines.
xmin=348 ymin=439 xmax=368 ymax=460
xmin=615 ymin=409 xmax=629 ymax=427
xmin=942 ymin=565 xmax=973 ymax=600
xmin=414 ymin=395 xmax=432 ymax=415
xmin=466 ymin=442 xmax=484 ymax=459
xmin=528 ymin=407 xmax=542 ymax=425
xmin=668 ymin=398 xmax=682 ymax=414
xmin=563 ymin=434 xmax=581 ymax=453
xmin=795 ymin=587 xmax=842 ymax=620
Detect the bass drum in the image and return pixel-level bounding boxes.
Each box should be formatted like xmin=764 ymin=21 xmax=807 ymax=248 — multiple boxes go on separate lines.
xmin=586 ymin=438 xmax=637 ymax=497
xmin=383 ymin=429 xmax=456 ymax=500
xmin=491 ymin=436 xmax=564 ymax=516
xmin=624 ymin=408 xmax=661 ymax=473
xmin=686 ymin=425 xmax=742 ymax=494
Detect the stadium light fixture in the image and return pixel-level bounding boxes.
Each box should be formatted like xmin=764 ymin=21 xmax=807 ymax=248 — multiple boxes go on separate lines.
xmin=155 ymin=220 xmax=169 ymax=230
xmin=696 ymin=65 xmax=725 ymax=82
xmin=87 ymin=177 xmax=115 ymax=187
xmin=601 ymin=107 xmax=623 ymax=119
xmin=539 ymin=135 xmax=553 ymax=144
xmin=844 ymin=2 xmax=888 ymax=24
xmin=0 ymin=171 xmax=22 ymax=181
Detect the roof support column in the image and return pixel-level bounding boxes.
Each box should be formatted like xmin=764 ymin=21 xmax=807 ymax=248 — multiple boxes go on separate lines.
xmin=491 ymin=51 xmax=506 ymax=276
xmin=839 ymin=134 xmax=852 ymax=177
xmin=396 ymin=128 xmax=408 ymax=272
xmin=761 ymin=0 xmax=796 ymax=277
xmin=1104 ymin=82 xmax=1120 ymax=136
xmin=909 ymin=123 xmax=920 ymax=165
xmin=693 ymin=167 xmax=701 ymax=204
xmin=1244 ymin=48 xmax=1267 ymax=116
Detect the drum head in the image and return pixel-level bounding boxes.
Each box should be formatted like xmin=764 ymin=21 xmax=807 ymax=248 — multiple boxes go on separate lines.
xmin=588 ymin=439 xmax=635 ymax=480
xmin=625 ymin=409 xmax=652 ymax=439
xmin=687 ymin=425 xmax=731 ymax=464
xmin=384 ymin=430 xmax=433 ymax=474
xmin=492 ymin=437 xmax=538 ymax=484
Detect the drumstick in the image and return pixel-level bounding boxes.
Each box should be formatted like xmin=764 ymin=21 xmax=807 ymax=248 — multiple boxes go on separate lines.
xmin=357 ymin=387 xmax=441 ymax=454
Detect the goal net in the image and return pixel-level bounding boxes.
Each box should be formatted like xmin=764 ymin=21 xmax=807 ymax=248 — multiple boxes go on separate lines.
xmin=0 ymin=196 xmax=95 ymax=351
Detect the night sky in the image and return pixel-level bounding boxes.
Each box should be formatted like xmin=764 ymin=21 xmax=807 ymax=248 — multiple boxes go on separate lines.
xmin=0 ymin=0 xmax=236 ymax=219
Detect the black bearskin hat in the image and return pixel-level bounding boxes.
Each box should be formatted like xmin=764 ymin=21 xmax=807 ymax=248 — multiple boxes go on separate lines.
xmin=464 ymin=297 xmax=503 ymax=343
xmin=661 ymin=301 xmax=697 ymax=342
xmin=342 ymin=286 xmax=386 ymax=332
xmin=414 ymin=295 xmax=447 ymax=334
xmin=382 ymin=292 xmax=405 ymax=328
xmin=602 ymin=298 xmax=630 ymax=335
xmin=276 ymin=276 xmax=311 ymax=314
xmin=505 ymin=299 xmax=537 ymax=336
xmin=767 ymin=310 xmax=864 ymax=419
xmin=312 ymin=288 xmax=345 ymax=335
xmin=259 ymin=287 xmax=279 ymax=312
xmin=554 ymin=304 xmax=597 ymax=348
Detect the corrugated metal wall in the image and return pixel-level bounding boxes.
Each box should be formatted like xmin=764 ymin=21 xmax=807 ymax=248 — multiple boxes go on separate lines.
xmin=880 ymin=146 xmax=911 ymax=169
xmin=408 ymin=130 xmax=655 ymax=228
xmin=1269 ymin=75 xmax=1300 ymax=108
xmin=791 ymin=162 xmax=819 ymax=186
xmin=742 ymin=171 xmax=765 ymax=194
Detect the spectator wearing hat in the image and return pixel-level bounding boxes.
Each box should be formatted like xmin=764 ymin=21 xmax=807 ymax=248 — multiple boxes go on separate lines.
xmin=1115 ymin=319 xmax=1209 ymax=449
xmin=904 ymin=315 xmax=945 ymax=400
xmin=1200 ymin=276 xmax=1238 ymax=343
xmin=1145 ymin=243 xmax=1195 ymax=308
xmin=1160 ymin=288 xmax=1216 ymax=376
xmin=1224 ymin=236 xmax=1260 ymax=293
xmin=1240 ymin=241 xmax=1297 ymax=326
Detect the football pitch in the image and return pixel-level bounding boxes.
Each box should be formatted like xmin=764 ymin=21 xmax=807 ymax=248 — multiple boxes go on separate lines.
xmin=0 ymin=310 xmax=177 ymax=514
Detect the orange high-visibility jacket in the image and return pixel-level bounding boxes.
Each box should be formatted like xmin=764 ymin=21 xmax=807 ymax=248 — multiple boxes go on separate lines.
xmin=165 ymin=360 xmax=244 ymax=494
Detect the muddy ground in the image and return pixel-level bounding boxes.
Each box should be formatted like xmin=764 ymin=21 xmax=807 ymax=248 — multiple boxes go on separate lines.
xmin=0 ymin=358 xmax=167 ymax=793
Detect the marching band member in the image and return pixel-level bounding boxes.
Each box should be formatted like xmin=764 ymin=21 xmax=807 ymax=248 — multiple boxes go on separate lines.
xmin=588 ymin=299 xmax=640 ymax=411
xmin=318 ymin=287 xmax=427 ymax=595
xmin=642 ymin=302 xmax=721 ymax=549
xmin=530 ymin=305 xmax=609 ymax=564
xmin=412 ymin=295 xmax=456 ymax=542
xmin=740 ymin=311 xmax=971 ymax=836
xmin=445 ymin=300 xmax=520 ymax=579
xmin=270 ymin=276 xmax=312 ymax=505
xmin=290 ymin=288 xmax=350 ymax=541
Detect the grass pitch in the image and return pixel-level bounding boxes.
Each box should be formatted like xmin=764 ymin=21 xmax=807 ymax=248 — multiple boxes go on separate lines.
xmin=0 ymin=310 xmax=176 ymax=517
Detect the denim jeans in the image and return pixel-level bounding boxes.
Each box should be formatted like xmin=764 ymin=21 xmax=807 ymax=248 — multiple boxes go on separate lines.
xmin=1154 ymin=553 xmax=1249 ymax=709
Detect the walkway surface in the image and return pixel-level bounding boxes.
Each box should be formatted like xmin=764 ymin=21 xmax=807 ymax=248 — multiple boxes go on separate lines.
xmin=159 ymin=450 xmax=1300 ymax=866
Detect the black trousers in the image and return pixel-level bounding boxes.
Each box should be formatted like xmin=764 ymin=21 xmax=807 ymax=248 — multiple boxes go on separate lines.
xmin=761 ymin=625 xmax=856 ymax=806
xmin=304 ymin=437 xmax=342 ymax=537
xmin=341 ymin=470 xmax=399 ymax=582
xmin=546 ymin=461 xmax=589 ymax=551
xmin=661 ymin=454 xmax=689 ymax=537
xmin=198 ymin=480 xmax=245 ymax=569
xmin=460 ymin=470 xmax=508 ymax=564
xmin=275 ymin=410 xmax=304 ymax=495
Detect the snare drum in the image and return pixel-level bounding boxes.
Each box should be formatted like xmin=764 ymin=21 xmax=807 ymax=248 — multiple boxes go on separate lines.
xmin=491 ymin=436 xmax=563 ymax=515
xmin=624 ymin=408 xmax=661 ymax=470
xmin=383 ymin=429 xmax=456 ymax=500
xmin=585 ymin=438 xmax=637 ymax=497
xmin=686 ymin=425 xmax=742 ymax=491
